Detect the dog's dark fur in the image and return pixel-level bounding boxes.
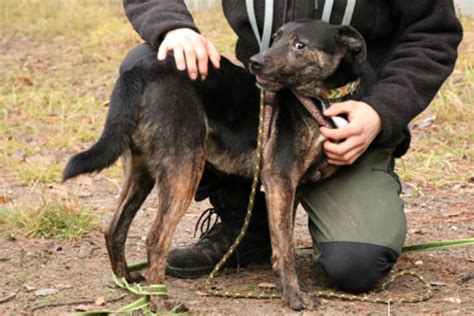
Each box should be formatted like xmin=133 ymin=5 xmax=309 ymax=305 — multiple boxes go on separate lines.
xmin=64 ymin=20 xmax=373 ymax=311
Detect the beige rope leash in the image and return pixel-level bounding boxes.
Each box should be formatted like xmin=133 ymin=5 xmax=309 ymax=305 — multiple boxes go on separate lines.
xmin=206 ymin=88 xmax=267 ymax=296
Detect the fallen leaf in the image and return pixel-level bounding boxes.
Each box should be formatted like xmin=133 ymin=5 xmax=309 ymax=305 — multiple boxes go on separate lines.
xmin=34 ymin=288 xmax=58 ymax=296
xmin=13 ymin=76 xmax=34 ymax=86
xmin=0 ymin=196 xmax=13 ymax=204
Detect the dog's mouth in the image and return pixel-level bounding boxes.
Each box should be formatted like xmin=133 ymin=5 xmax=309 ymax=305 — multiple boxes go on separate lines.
xmin=255 ymin=75 xmax=281 ymax=91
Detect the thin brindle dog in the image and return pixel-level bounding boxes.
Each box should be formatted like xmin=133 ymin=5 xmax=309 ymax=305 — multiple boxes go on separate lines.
xmin=63 ymin=20 xmax=374 ymax=311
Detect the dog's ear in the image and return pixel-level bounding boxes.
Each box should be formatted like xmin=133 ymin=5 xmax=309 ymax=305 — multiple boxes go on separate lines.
xmin=335 ymin=26 xmax=367 ymax=63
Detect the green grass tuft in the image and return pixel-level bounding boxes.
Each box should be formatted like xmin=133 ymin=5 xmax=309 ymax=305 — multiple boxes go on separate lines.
xmin=14 ymin=161 xmax=63 ymax=184
xmin=0 ymin=201 xmax=99 ymax=240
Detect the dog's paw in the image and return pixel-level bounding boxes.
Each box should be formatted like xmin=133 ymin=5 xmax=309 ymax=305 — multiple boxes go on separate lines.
xmin=126 ymin=271 xmax=145 ymax=283
xmin=285 ymin=290 xmax=319 ymax=311
xmin=149 ymin=296 xmax=189 ymax=313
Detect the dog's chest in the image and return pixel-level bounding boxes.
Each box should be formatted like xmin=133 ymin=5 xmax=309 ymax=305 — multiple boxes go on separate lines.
xmin=262 ymin=98 xmax=326 ymax=180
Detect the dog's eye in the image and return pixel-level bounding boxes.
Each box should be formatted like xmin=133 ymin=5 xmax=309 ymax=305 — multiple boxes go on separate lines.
xmin=294 ymin=42 xmax=306 ymax=50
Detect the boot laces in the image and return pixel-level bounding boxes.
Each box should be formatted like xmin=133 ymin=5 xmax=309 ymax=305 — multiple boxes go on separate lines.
xmin=192 ymin=207 xmax=242 ymax=268
xmin=193 ymin=208 xmax=220 ymax=238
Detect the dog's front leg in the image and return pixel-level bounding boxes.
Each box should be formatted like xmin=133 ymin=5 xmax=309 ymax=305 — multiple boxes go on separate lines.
xmin=261 ymin=169 xmax=317 ymax=311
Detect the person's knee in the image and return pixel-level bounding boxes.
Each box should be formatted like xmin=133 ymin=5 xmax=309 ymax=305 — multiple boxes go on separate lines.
xmin=119 ymin=43 xmax=155 ymax=74
xmin=319 ymin=241 xmax=399 ymax=293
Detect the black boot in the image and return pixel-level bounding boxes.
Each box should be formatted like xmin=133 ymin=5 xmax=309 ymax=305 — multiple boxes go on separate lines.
xmin=166 ymin=183 xmax=271 ymax=279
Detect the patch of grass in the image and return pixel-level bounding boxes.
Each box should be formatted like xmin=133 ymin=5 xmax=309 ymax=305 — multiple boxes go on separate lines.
xmin=14 ymin=270 xmax=30 ymax=285
xmin=14 ymin=161 xmax=63 ymax=184
xmin=396 ymin=19 xmax=474 ymax=189
xmin=0 ymin=0 xmax=126 ymax=42
xmin=0 ymin=201 xmax=99 ymax=240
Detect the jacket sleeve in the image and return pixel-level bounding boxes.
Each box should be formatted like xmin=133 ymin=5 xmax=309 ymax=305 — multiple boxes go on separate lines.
xmin=123 ymin=0 xmax=199 ymax=50
xmin=362 ymin=0 xmax=463 ymax=146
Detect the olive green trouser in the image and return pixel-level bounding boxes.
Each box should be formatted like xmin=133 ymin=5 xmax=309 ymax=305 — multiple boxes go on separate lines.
xmin=300 ymin=146 xmax=407 ymax=260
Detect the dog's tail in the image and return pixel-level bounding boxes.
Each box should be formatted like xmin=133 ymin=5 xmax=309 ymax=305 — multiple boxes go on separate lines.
xmin=63 ymin=71 xmax=143 ymax=181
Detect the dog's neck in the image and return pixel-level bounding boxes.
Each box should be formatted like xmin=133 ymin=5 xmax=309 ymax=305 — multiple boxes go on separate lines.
xmin=293 ymin=60 xmax=361 ymax=99
xmin=324 ymin=61 xmax=360 ymax=90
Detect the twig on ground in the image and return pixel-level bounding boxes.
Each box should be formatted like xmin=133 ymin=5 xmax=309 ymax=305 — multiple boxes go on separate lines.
xmin=0 ymin=293 xmax=16 ymax=304
xmin=29 ymin=294 xmax=126 ymax=312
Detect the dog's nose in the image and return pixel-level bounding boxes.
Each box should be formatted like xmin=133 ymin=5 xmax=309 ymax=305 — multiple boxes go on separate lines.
xmin=249 ymin=56 xmax=263 ymax=72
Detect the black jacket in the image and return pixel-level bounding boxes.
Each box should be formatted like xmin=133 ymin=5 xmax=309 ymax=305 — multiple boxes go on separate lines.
xmin=123 ymin=0 xmax=463 ymax=154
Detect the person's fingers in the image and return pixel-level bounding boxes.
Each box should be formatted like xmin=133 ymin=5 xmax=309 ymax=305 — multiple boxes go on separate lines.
xmin=157 ymin=41 xmax=169 ymax=61
xmin=320 ymin=124 xmax=363 ymax=141
xmin=323 ymin=102 xmax=353 ymax=116
xmin=181 ymin=40 xmax=198 ymax=80
xmin=327 ymin=146 xmax=366 ymax=165
xmin=172 ymin=45 xmax=186 ymax=71
xmin=190 ymin=37 xmax=209 ymax=80
xmin=206 ymin=40 xmax=221 ymax=69
xmin=323 ymin=137 xmax=363 ymax=156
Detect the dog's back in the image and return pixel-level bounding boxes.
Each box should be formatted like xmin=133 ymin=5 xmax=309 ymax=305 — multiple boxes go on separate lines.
xmin=63 ymin=54 xmax=258 ymax=181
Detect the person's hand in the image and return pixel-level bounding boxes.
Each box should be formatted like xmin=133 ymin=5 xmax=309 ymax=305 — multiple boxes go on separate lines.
xmin=157 ymin=28 xmax=220 ymax=80
xmin=320 ymin=101 xmax=382 ymax=165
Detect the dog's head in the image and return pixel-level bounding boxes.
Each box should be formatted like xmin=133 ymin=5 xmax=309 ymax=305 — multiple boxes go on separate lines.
xmin=249 ymin=20 xmax=366 ymax=92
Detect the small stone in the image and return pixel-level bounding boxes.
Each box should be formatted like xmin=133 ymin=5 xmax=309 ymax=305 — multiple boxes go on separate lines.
xmin=444 ymin=297 xmax=462 ymax=304
xmin=24 ymin=285 xmax=36 ymax=292
xmin=416 ymin=115 xmax=436 ymax=129
xmin=430 ymin=281 xmax=447 ymax=287
xmin=34 ymin=288 xmax=58 ymax=296
xmin=95 ymin=296 xmax=106 ymax=306
xmin=74 ymin=304 xmax=91 ymax=312
xmin=57 ymin=284 xmax=72 ymax=290
xmin=196 ymin=291 xmax=209 ymax=296
xmin=415 ymin=260 xmax=424 ymax=265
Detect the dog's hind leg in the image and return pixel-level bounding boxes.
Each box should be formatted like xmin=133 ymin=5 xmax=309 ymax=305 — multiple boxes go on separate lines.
xmin=145 ymin=149 xmax=206 ymax=310
xmin=104 ymin=150 xmax=155 ymax=282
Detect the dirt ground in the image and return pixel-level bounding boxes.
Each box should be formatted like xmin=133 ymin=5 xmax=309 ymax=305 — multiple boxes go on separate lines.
xmin=1 ymin=180 xmax=473 ymax=315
